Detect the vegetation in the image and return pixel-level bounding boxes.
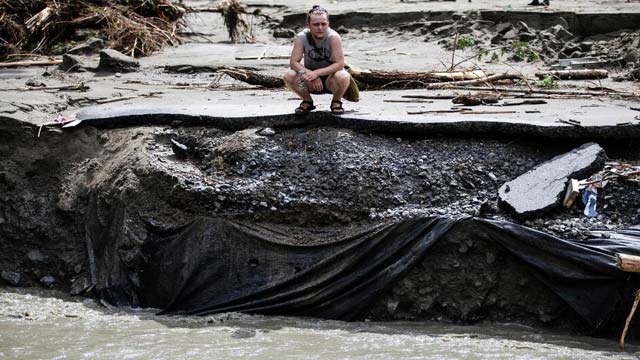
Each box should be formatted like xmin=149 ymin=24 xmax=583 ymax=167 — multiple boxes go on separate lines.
xmin=456 ymin=35 xmax=475 ymax=50
xmin=536 ymin=75 xmax=558 ymax=88
xmin=511 ymin=41 xmax=540 ymax=62
xmin=0 ymin=0 xmax=186 ymax=60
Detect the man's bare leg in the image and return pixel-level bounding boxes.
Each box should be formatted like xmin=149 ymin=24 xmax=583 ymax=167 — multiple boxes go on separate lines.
xmin=326 ymin=69 xmax=350 ymax=114
xmin=283 ymin=69 xmax=315 ymax=114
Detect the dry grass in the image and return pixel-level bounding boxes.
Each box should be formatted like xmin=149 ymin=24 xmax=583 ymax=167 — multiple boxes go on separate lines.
xmin=220 ymin=0 xmax=255 ymax=43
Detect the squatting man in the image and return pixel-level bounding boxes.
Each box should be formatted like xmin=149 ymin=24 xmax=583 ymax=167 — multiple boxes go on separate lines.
xmin=283 ymin=5 xmax=352 ymax=115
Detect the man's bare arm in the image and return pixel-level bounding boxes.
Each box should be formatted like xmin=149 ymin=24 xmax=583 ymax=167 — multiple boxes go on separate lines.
xmin=289 ymin=37 xmax=307 ymax=73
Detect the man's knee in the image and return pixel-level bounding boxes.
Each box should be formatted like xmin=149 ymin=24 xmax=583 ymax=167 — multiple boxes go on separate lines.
xmin=328 ymin=70 xmax=350 ymax=89
xmin=283 ymin=69 xmax=297 ymax=84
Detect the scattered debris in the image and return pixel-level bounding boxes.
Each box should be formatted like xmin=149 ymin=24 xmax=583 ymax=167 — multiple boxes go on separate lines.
xmin=620 ymin=289 xmax=640 ymax=350
xmin=498 ymin=143 xmax=606 ymax=218
xmin=0 ymin=271 xmax=21 ymax=286
xmin=98 ymin=49 xmax=140 ymax=73
xmin=452 ymin=93 xmax=499 ymax=106
xmin=535 ymin=69 xmax=608 ymax=80
xmin=220 ymin=0 xmax=256 ymax=43
xmin=171 ymin=138 xmax=189 ymax=158
xmin=0 ymin=59 xmax=62 ymax=68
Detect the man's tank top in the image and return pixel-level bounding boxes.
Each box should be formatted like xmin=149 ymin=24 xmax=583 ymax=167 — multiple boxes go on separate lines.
xmin=297 ymin=28 xmax=337 ymax=70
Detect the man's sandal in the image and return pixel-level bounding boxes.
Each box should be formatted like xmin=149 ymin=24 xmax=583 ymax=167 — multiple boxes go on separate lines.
xmin=330 ymin=100 xmax=345 ymax=115
xmin=295 ymin=100 xmax=316 ymax=116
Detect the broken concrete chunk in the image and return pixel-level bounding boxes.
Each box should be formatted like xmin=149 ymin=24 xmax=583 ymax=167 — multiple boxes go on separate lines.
xmin=98 ymin=49 xmax=140 ymax=73
xmin=67 ymin=37 xmax=105 ymax=55
xmin=59 ymin=54 xmax=86 ymax=72
xmin=495 ymin=22 xmax=512 ymax=34
xmin=1 ymin=271 xmax=21 ymax=286
xmin=273 ymin=28 xmax=295 ymax=38
xmin=549 ymin=24 xmax=574 ymax=42
xmin=498 ymin=143 xmax=606 ymax=218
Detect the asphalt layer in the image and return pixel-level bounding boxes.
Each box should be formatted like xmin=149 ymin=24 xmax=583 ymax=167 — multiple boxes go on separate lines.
xmin=1 ymin=0 xmax=640 ymax=139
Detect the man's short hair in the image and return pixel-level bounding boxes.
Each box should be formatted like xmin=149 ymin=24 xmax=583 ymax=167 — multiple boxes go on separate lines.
xmin=307 ymin=5 xmax=329 ymax=23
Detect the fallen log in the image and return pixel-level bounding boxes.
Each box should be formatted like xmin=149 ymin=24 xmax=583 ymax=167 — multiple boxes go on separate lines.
xmin=0 ymin=60 xmax=62 ymax=68
xmin=220 ymin=67 xmax=284 ymax=88
xmin=347 ymin=67 xmax=487 ymax=89
xmin=617 ymin=253 xmax=640 ymax=273
xmin=535 ymin=69 xmax=608 ymax=80
xmin=423 ymin=86 xmax=638 ymax=98
xmin=427 ymin=73 xmax=524 ymax=89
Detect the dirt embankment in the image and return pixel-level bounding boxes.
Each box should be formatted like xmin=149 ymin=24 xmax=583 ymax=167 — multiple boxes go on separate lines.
xmin=1 ymin=118 xmax=640 ymax=336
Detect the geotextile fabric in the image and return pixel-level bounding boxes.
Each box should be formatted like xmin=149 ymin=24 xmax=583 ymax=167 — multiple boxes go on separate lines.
xmin=85 ymin=212 xmax=640 ymax=328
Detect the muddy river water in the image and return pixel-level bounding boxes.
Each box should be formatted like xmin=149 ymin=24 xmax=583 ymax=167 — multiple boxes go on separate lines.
xmin=0 ymin=288 xmax=638 ymax=360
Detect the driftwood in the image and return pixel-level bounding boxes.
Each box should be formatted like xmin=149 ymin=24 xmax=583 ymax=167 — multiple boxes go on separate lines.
xmin=427 ymin=73 xmax=524 ymax=89
xmin=617 ymin=253 xmax=640 ymax=273
xmin=426 ymin=86 xmax=638 ymax=98
xmin=0 ymin=60 xmax=62 ymax=68
xmin=402 ymin=95 xmax=457 ymax=100
xmin=235 ymin=55 xmax=290 ymax=60
xmin=347 ymin=67 xmax=487 ymax=89
xmin=535 ymin=69 xmax=608 ymax=80
xmin=461 ymin=110 xmax=517 ymax=115
xmin=620 ymin=290 xmax=640 ymax=350
xmin=383 ymin=99 xmax=433 ymax=103
xmin=220 ymin=67 xmax=284 ymax=88
xmin=502 ymin=99 xmax=548 ymax=106
xmin=452 ymin=94 xmax=500 ymax=106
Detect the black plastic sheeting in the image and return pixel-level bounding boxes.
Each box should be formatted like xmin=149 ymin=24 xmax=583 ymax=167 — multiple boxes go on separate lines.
xmin=86 ymin=212 xmax=640 ymax=328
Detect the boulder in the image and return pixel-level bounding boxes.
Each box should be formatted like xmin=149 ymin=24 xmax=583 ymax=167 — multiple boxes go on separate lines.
xmin=1 ymin=271 xmax=20 ymax=286
xmin=498 ymin=143 xmax=606 ymax=218
xmin=67 ymin=37 xmax=105 ymax=55
xmin=98 ymin=49 xmax=140 ymax=73
xmin=273 ymin=28 xmax=296 ymax=38
xmin=549 ymin=24 xmax=574 ymax=42
xmin=59 ymin=54 xmax=86 ymax=72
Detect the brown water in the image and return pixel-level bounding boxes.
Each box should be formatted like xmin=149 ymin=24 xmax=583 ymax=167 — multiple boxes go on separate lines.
xmin=0 ymin=287 xmax=638 ymax=360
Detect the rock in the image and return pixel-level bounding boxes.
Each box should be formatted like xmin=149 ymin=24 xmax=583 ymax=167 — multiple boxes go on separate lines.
xmin=70 ymin=275 xmax=90 ymax=295
xmin=67 ymin=37 xmax=105 ymax=55
xmin=1 ymin=271 xmax=21 ymax=286
xmin=27 ymin=249 xmax=47 ymax=263
xmin=336 ymin=25 xmax=349 ymax=35
xmin=623 ymin=49 xmax=640 ymax=65
xmin=549 ymin=24 xmax=574 ymax=42
xmin=518 ymin=32 xmax=537 ymax=42
xmin=432 ymin=24 xmax=455 ymax=36
xmin=498 ymin=143 xmax=606 ymax=218
xmin=490 ymin=33 xmax=503 ymax=45
xmin=495 ymin=22 xmax=512 ymax=34
xmin=502 ymin=28 xmax=519 ymax=40
xmin=258 ymin=127 xmax=276 ymax=137
xmin=98 ymin=49 xmax=140 ymax=73
xmin=59 ymin=54 xmax=86 ymax=72
xmin=273 ymin=28 xmax=295 ymax=38
xmin=40 ymin=275 xmax=55 ymax=287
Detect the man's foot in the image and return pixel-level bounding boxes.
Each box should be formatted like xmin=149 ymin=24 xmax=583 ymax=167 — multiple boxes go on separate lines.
xmin=330 ymin=100 xmax=345 ymax=115
xmin=295 ymin=100 xmax=315 ymax=116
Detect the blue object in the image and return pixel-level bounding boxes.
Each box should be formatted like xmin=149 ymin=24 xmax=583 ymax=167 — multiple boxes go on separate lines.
xmin=582 ymin=189 xmax=597 ymax=217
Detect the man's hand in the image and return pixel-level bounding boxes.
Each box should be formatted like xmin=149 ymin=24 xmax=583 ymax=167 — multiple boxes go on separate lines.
xmin=302 ymin=70 xmax=322 ymax=92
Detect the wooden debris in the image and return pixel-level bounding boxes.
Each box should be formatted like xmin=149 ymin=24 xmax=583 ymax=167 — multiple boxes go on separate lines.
xmin=557 ymin=119 xmax=583 ymax=127
xmin=452 ymin=94 xmax=500 ymax=106
xmin=347 ymin=67 xmax=487 ymax=90
xmin=617 ymin=253 xmax=640 ymax=273
xmin=407 ymin=109 xmax=466 ymax=115
xmin=460 ymin=110 xmax=517 ymax=115
xmin=235 ymin=55 xmax=290 ymax=60
xmin=631 ymin=107 xmax=640 ymax=112
xmin=428 ymin=73 xmax=524 ymax=89
xmin=402 ymin=95 xmax=457 ymax=100
xmin=435 ymin=86 xmax=637 ymax=98
xmin=0 ymin=60 xmax=62 ymax=68
xmin=383 ymin=99 xmax=433 ymax=103
xmin=535 ymin=69 xmax=608 ymax=80
xmin=620 ymin=289 xmax=640 ymax=350
xmin=502 ymin=99 xmax=548 ymax=106
xmin=220 ymin=67 xmax=284 ymax=88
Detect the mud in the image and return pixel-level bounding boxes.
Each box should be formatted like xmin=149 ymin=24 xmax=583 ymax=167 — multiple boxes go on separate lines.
xmin=2 ymin=116 xmax=640 ymax=336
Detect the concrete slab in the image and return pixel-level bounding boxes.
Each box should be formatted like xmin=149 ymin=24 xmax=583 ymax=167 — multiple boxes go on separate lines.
xmin=73 ymin=88 xmax=640 ymax=139
xmin=498 ymin=143 xmax=606 ymax=218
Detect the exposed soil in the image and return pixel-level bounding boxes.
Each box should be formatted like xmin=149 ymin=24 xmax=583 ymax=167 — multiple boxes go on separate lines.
xmin=2 ymin=0 xmax=640 ymax=340
xmin=1 ymin=117 xmax=639 ymax=336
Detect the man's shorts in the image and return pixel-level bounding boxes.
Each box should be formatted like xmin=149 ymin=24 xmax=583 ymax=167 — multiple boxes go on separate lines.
xmin=309 ymin=75 xmax=332 ymax=95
